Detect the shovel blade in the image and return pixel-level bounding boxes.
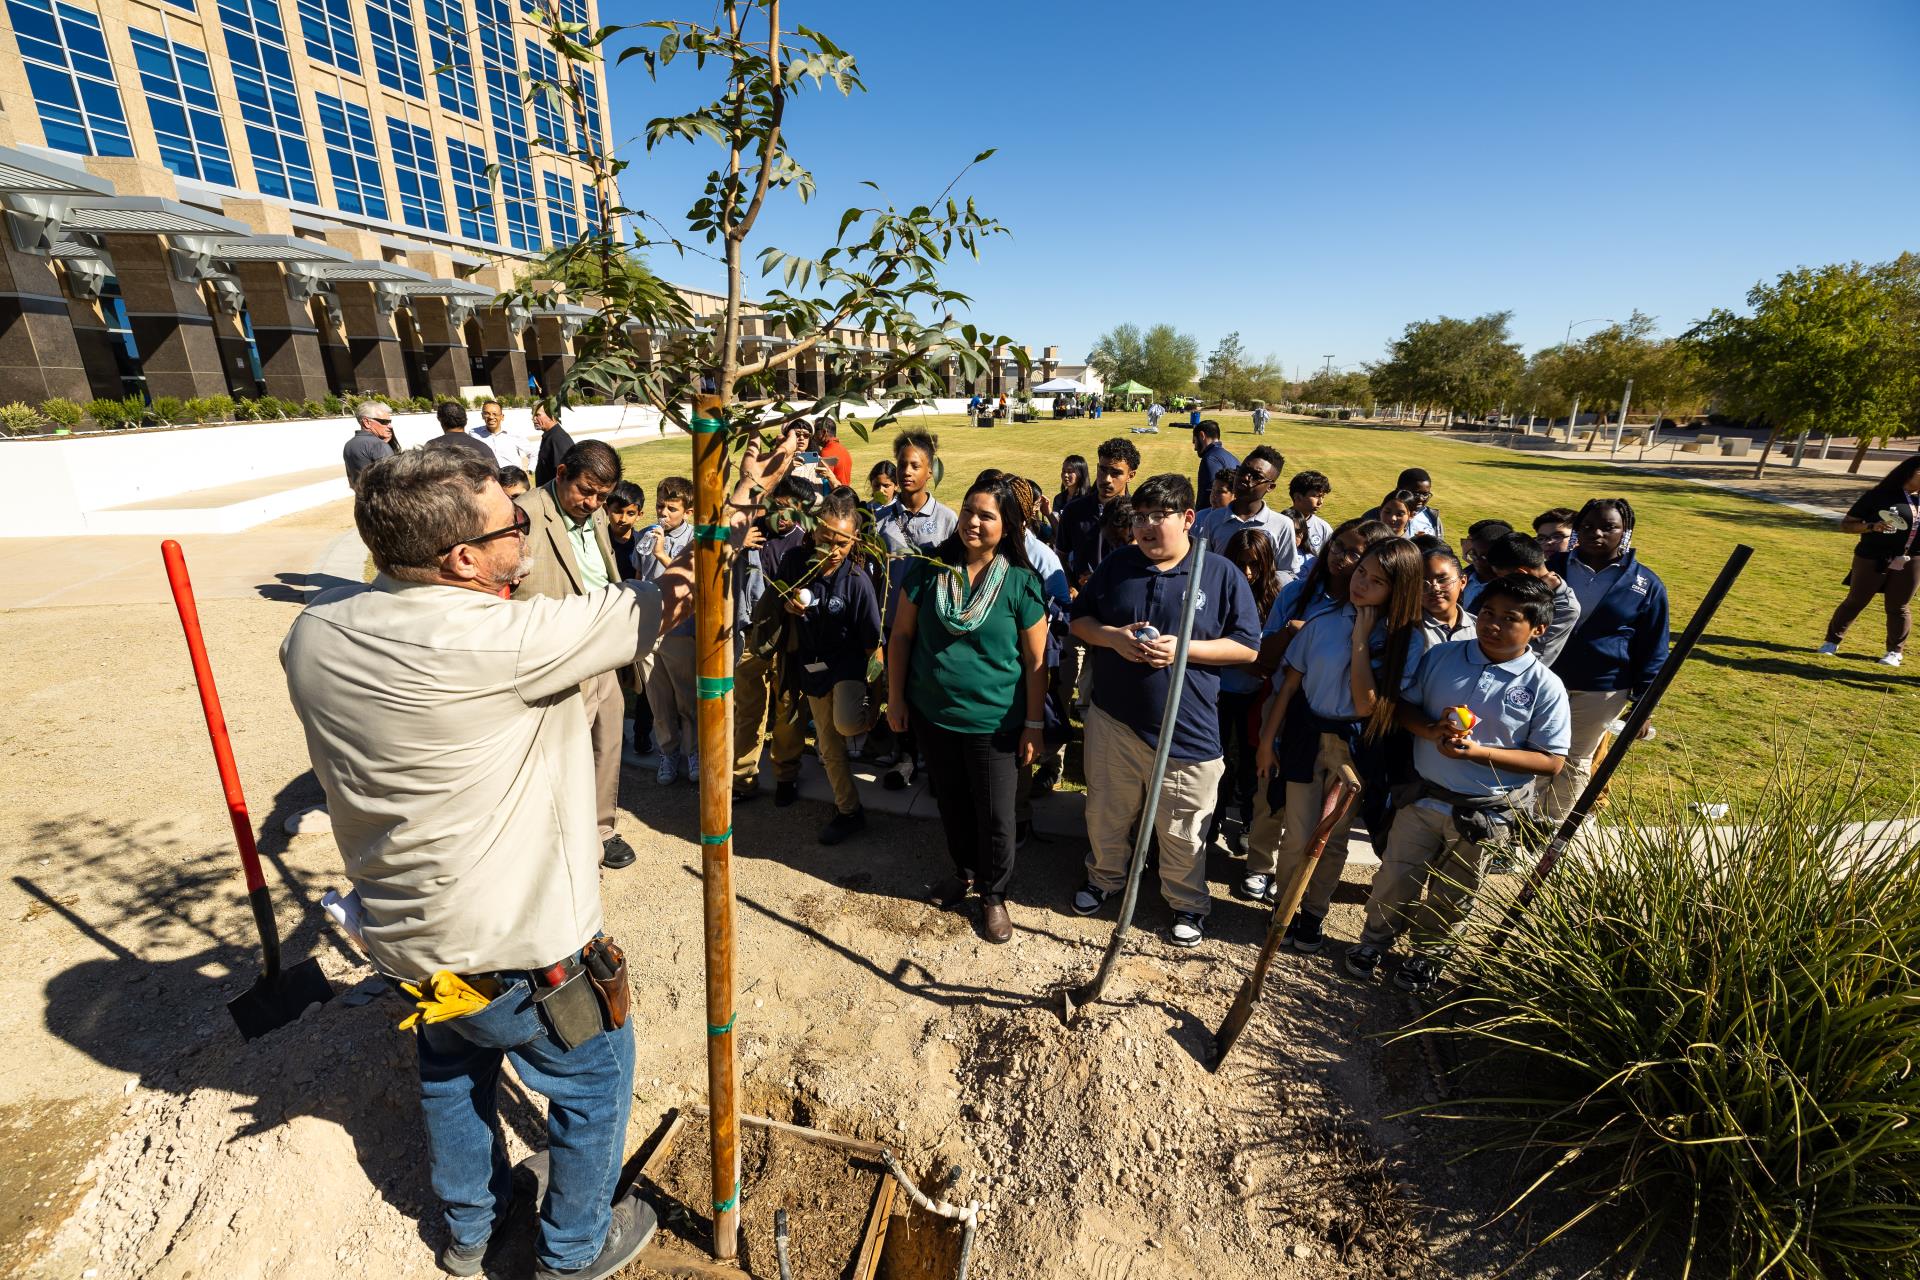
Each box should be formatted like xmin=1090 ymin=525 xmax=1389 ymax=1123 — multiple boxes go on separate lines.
xmin=226 ymin=958 xmax=335 ymax=1040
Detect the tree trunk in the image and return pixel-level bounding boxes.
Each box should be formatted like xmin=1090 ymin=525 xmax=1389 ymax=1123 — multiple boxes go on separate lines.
xmin=1850 ymin=437 xmax=1871 ymax=474
xmin=1751 ymin=424 xmax=1780 ymax=480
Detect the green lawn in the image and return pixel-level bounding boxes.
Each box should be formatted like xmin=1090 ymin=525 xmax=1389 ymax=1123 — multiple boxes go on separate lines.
xmin=617 ymin=411 xmax=1920 ymax=813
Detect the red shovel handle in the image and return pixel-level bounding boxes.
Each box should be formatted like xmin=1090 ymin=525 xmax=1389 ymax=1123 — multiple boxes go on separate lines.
xmin=161 ymin=540 xmax=267 ymax=895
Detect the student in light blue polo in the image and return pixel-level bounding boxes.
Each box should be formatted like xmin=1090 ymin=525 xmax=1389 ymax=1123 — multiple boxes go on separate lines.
xmin=1346 ymin=575 xmax=1571 ymax=993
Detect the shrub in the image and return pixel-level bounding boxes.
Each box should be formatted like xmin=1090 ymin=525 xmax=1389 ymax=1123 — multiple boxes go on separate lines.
xmin=301 ymin=399 xmax=327 ymax=418
xmin=1410 ymin=762 xmax=1920 ymax=1278
xmin=0 ymin=401 xmax=44 ymax=434
xmin=39 ymin=397 xmax=84 ymax=430
xmin=252 ymin=395 xmax=286 ymax=420
xmin=85 ymin=397 xmax=144 ymax=429
xmin=202 ymin=394 xmax=235 ymax=423
xmin=151 ymin=396 xmax=191 ymax=425
xmin=320 ymin=393 xmax=345 ymax=416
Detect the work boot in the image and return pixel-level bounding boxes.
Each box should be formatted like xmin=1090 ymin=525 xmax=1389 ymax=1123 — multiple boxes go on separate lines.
xmin=774 ymin=780 xmax=799 ymax=807
xmin=932 ymin=875 xmax=974 ymax=909
xmin=438 ymin=1234 xmax=490 ymax=1277
xmin=532 ymin=1191 xmax=658 ymax=1280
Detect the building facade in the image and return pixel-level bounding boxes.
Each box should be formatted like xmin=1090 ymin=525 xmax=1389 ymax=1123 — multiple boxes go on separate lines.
xmin=0 ymin=0 xmax=611 ymax=405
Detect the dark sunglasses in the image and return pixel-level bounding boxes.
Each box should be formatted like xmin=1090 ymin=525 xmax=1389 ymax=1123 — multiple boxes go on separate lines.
xmin=439 ymin=502 xmax=530 ymax=556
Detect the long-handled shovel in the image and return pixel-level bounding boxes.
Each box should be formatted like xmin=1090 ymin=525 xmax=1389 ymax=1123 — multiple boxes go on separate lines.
xmin=1209 ymin=763 xmax=1362 ymax=1071
xmin=1060 ymin=537 xmax=1208 ymax=1025
xmin=1488 ymin=542 xmax=1753 ymax=947
xmin=163 ymin=540 xmax=334 ymax=1039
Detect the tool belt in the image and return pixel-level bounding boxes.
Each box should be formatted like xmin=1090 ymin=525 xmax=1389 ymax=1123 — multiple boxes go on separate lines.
xmin=402 ymin=935 xmax=630 ymax=1052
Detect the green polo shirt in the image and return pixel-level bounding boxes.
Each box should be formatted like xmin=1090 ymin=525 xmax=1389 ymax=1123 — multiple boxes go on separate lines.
xmin=551 ymin=485 xmax=609 ymax=591
xmin=902 ymin=558 xmax=1045 ymax=735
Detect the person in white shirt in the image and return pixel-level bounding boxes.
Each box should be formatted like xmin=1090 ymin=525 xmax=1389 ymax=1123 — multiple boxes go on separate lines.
xmin=472 ymin=397 xmax=535 ymax=471
xmin=281 ymin=448 xmax=691 ymax=1280
xmin=1146 ymin=401 xmax=1165 ymax=432
xmin=1287 ymin=470 xmax=1335 ymax=556
xmin=1192 ymin=445 xmax=1303 ymax=589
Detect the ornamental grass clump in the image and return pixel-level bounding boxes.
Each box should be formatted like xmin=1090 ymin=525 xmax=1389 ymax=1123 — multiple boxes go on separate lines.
xmin=1412 ymin=763 xmax=1920 ymax=1278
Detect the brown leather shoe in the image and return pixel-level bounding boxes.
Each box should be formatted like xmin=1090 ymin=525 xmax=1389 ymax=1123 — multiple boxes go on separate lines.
xmin=933 ymin=876 xmax=974 ymax=909
xmin=981 ymin=899 xmax=1012 ymax=944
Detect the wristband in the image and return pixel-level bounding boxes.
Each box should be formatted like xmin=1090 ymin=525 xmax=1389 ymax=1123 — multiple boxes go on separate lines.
xmin=1023 ymin=719 xmax=1045 ymax=730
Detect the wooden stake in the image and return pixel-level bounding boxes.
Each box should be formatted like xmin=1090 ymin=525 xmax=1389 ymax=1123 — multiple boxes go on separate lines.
xmin=690 ymin=390 xmax=740 ymax=1260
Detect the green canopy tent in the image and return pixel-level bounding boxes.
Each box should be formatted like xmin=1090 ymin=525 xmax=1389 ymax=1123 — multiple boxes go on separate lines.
xmin=1110 ymin=380 xmax=1153 ymax=396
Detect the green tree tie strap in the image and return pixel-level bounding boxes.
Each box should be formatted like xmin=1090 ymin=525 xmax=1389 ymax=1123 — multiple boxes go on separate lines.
xmin=693 ymin=523 xmax=727 ymax=543
xmin=708 ymin=1013 xmax=736 ymax=1036
xmin=690 ymin=416 xmax=726 ymax=435
xmin=700 ymin=826 xmax=732 ymax=846
xmin=697 ymin=676 xmax=734 ymax=699
xmin=713 ymin=1178 xmax=741 ymax=1213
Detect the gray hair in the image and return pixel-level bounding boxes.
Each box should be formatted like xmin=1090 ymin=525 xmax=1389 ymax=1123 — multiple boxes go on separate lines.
xmin=559 ymin=438 xmax=621 ymax=485
xmin=354 ymin=399 xmax=392 ymax=426
xmin=355 ymin=449 xmax=498 ymax=582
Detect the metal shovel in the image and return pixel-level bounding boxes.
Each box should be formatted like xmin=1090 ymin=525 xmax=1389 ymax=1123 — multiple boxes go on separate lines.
xmin=163 ymin=541 xmax=334 ymax=1039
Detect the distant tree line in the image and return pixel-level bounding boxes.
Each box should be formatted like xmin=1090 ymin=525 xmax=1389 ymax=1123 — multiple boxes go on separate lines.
xmin=1084 ymin=251 xmax=1918 ymax=476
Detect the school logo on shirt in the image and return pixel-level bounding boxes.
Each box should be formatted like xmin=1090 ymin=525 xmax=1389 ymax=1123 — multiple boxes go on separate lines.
xmin=825 ymin=595 xmax=845 ymax=615
xmin=1631 ymin=573 xmax=1649 ymax=595
xmin=1505 ymin=685 xmax=1535 ymax=711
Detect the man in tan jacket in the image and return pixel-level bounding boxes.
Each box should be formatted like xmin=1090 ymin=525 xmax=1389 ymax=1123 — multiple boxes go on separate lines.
xmin=281 ymin=448 xmax=690 ymax=1279
xmin=512 ymin=439 xmax=636 ymax=869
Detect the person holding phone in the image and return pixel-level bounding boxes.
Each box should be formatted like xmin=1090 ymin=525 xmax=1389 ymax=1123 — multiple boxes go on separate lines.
xmin=1821 ymin=457 xmax=1920 ymax=668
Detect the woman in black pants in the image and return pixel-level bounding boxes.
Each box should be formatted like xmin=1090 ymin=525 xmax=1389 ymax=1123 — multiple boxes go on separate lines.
xmin=1821 ymin=457 xmax=1920 ymax=669
xmin=887 ymin=478 xmax=1048 ymax=943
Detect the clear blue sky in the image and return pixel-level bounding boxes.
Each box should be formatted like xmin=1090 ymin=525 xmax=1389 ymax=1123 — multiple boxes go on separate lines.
xmin=603 ymin=0 xmax=1920 ymax=373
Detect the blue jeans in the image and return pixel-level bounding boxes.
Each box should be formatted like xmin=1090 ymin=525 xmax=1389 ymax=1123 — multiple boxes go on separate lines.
xmin=415 ymin=979 xmax=636 ymax=1271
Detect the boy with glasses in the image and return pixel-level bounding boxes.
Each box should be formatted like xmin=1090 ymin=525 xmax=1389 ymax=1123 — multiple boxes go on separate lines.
xmin=1068 ymin=474 xmax=1260 ymax=947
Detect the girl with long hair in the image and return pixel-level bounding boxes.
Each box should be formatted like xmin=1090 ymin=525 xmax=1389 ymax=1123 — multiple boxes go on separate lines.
xmin=1375 ymin=490 xmax=1417 ymax=538
xmin=1252 ymin=538 xmax=1426 ymax=951
xmin=1054 ymin=454 xmax=1090 ymax=527
xmin=1820 ymin=456 xmax=1920 ymax=668
xmin=1209 ymin=529 xmax=1282 ymax=851
xmin=887 ymin=478 xmax=1048 ymax=944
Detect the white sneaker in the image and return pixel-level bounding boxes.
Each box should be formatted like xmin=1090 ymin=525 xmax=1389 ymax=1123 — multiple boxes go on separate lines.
xmin=655 ymin=753 xmax=680 ymax=785
xmin=1879 ymin=651 xmax=1904 ymax=668
xmin=1817 ymin=642 xmax=1840 ymax=657
xmin=1238 ymin=872 xmax=1272 ymax=900
xmin=687 ymin=752 xmax=701 ymax=782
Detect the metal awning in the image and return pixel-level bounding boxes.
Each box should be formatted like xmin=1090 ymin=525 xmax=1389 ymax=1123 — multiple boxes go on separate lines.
xmin=312 ymin=260 xmax=433 ymax=284
xmin=535 ymin=302 xmax=597 ymax=319
xmin=62 ymin=196 xmax=250 ymax=237
xmin=49 ymin=236 xmax=102 ymax=260
xmin=386 ymin=277 xmax=496 ymax=299
xmin=0 ymin=145 xmax=116 ymax=197
xmin=210 ymin=234 xmax=353 ymax=264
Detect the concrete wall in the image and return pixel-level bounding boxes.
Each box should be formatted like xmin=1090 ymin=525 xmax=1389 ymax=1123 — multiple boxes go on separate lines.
xmin=1 ymin=404 xmax=664 ymax=537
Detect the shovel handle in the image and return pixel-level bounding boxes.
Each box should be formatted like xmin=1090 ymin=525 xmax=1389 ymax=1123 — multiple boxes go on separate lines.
xmin=161 ymin=541 xmax=267 ymax=897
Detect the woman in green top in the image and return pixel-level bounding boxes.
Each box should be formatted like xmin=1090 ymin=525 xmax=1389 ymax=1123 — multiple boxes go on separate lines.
xmin=887 ymin=476 xmax=1048 ymax=944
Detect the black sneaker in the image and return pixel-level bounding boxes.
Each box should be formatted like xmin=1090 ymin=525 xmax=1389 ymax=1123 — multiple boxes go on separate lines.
xmin=1343 ymin=944 xmax=1384 ymax=980
xmin=532 ymin=1191 xmax=658 ymax=1280
xmin=1288 ymin=910 xmax=1326 ymax=954
xmin=819 ymin=808 xmax=867 ymax=845
xmin=1070 ymin=882 xmax=1114 ymax=916
xmin=882 ymin=758 xmax=916 ymax=791
xmin=1395 ymin=955 xmax=1441 ymax=994
xmin=600 ymin=834 xmax=636 ymax=870
xmin=1168 ymin=912 xmax=1205 ymax=948
xmin=1032 ymin=758 xmax=1061 ymax=793
xmin=774 ymin=780 xmax=799 ymax=807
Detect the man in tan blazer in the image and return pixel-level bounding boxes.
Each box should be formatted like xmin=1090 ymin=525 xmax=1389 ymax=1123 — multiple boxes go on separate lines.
xmin=513 ymin=438 xmax=637 ymax=869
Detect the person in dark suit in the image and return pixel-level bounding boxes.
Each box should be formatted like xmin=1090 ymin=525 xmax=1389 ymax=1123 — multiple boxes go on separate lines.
xmin=532 ymin=403 xmax=577 ymax=489
xmin=512 ymin=439 xmax=634 ymax=868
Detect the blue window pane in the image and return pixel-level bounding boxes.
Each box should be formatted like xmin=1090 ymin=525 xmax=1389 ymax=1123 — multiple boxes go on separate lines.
xmin=445 ymin=137 xmax=497 ymax=242
xmin=220 ymin=0 xmax=319 ymax=202
xmin=128 ymin=28 xmax=238 ymax=184
xmin=543 ymin=171 xmax=577 ymax=245
xmin=523 ymin=41 xmax=566 ymax=148
xmin=315 ymin=92 xmax=389 ymax=219
xmin=9 ymin=0 xmax=133 ymax=157
xmin=423 ymin=0 xmax=479 ymax=120
xmin=365 ymin=0 xmax=424 ymax=98
xmin=387 ymin=117 xmax=447 ymax=232
xmin=295 ymin=0 xmax=359 ymax=73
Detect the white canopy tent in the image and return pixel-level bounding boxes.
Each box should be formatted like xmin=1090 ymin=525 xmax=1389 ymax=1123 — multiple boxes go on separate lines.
xmin=1031 ymin=376 xmax=1089 ymax=394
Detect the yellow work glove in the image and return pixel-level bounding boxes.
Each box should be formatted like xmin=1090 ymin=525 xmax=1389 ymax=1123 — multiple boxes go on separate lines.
xmin=397 ymin=970 xmax=500 ymax=1030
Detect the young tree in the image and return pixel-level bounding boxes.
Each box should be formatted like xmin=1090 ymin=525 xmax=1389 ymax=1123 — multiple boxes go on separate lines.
xmin=1367 ymin=313 xmax=1522 ymax=425
xmin=1088 ymin=322 xmax=1147 ymax=388
xmin=1199 ymin=330 xmax=1249 ymax=405
xmin=510 ymin=4 xmax=1022 ymax=1259
xmin=1685 ymin=261 xmax=1920 ymax=477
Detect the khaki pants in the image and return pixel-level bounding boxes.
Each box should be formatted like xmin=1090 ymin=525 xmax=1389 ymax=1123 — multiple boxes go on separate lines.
xmin=807 ymin=680 xmax=874 ymax=815
xmin=1359 ymin=801 xmax=1488 ymax=956
xmin=1262 ymin=734 xmax=1358 ymax=917
xmin=644 ymin=634 xmax=696 ymax=757
xmin=1082 ymin=705 xmax=1222 ymax=916
xmin=581 ymin=669 xmax=623 ymax=842
xmin=1540 ymin=688 xmax=1628 ymax=822
xmin=733 ymin=649 xmax=805 ymax=784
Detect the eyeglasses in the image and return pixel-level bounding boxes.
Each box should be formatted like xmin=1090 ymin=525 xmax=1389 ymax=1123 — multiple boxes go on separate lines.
xmin=1129 ymin=509 xmax=1179 ymax=528
xmin=1235 ymin=471 xmax=1276 ymax=489
xmin=439 ymin=502 xmax=530 ymax=556
xmin=371 ymin=417 xmax=394 ymax=426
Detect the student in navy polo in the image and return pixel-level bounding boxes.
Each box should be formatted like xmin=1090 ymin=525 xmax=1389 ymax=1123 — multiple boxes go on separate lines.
xmin=1057 ymin=437 xmax=1140 ymax=588
xmin=1190 ymin=420 xmax=1239 ymax=510
xmin=1542 ymin=497 xmax=1669 ymax=821
xmin=872 ymin=428 xmax=958 ymax=791
xmin=1193 ymin=444 xmax=1304 ymax=587
xmin=1348 ymin=575 xmax=1572 ymax=993
xmin=1068 ymin=473 xmax=1260 ymax=948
